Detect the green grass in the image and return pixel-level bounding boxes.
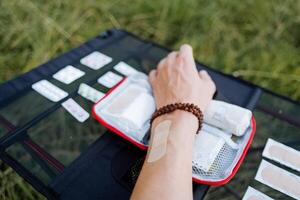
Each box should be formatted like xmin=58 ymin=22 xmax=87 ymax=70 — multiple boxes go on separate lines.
xmin=0 ymin=161 xmax=45 ymax=200
xmin=0 ymin=0 xmax=299 ymax=199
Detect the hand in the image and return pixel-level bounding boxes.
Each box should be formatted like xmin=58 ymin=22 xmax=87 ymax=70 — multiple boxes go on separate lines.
xmin=149 ymin=44 xmax=216 ymax=112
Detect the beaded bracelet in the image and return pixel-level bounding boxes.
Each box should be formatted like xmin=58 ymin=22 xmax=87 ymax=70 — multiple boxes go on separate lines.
xmin=150 ymin=103 xmax=203 ymax=133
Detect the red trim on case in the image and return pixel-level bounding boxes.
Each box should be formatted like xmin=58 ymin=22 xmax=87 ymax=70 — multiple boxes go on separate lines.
xmin=92 ymin=110 xmax=148 ymax=150
xmin=92 ymin=78 xmax=257 ymax=185
xmin=92 ymin=76 xmax=148 ymax=150
xmin=192 ymin=117 xmax=256 ymax=186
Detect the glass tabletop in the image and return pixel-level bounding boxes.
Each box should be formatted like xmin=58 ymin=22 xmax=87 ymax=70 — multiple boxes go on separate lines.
xmin=1 ymin=30 xmax=299 ymax=200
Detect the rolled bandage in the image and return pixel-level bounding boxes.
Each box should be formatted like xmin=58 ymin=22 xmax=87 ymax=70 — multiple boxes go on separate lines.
xmin=204 ymin=100 xmax=252 ymax=136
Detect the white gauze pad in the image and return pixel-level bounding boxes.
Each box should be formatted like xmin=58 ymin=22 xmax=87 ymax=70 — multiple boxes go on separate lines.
xmin=255 ymin=160 xmax=300 ymax=200
xmin=193 ymin=129 xmax=225 ymax=172
xmin=242 ymin=186 xmax=273 ymax=200
xmin=104 ymin=84 xmax=156 ymax=131
xmin=204 ymin=100 xmax=252 ymax=136
xmin=147 ymin=120 xmax=172 ymax=163
xmin=263 ymin=138 xmax=300 ymax=172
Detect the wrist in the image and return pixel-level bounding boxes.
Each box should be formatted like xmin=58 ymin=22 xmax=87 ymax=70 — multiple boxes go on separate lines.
xmin=151 ymin=110 xmax=198 ymax=134
xmin=151 ymin=103 xmax=202 ymax=134
xmin=172 ymin=110 xmax=198 ymax=132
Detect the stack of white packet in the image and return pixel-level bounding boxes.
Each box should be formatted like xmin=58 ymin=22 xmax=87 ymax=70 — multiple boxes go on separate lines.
xmin=204 ymin=100 xmax=252 ymax=136
xmin=105 ymin=84 xmax=155 ymax=131
xmin=102 ymin=83 xmax=156 ymax=141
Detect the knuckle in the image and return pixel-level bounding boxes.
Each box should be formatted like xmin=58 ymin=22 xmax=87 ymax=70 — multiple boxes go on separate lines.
xmin=176 ymin=53 xmax=185 ymax=62
xmin=157 ymin=59 xmax=166 ymax=70
xmin=167 ymin=51 xmax=176 ymax=58
xmin=210 ymin=81 xmax=217 ymax=92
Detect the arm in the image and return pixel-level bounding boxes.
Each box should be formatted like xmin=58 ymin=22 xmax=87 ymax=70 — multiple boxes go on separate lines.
xmin=131 ymin=44 xmax=216 ymax=200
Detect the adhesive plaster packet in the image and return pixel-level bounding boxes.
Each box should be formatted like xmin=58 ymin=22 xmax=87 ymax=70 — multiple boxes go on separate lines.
xmin=97 ymin=71 xmax=123 ymax=88
xmin=113 ymin=62 xmax=138 ymax=76
xmin=193 ymin=128 xmax=225 ymax=172
xmin=62 ymin=98 xmax=89 ymax=122
xmin=53 ymin=65 xmax=85 ymax=84
xmin=204 ymin=100 xmax=252 ymax=136
xmin=80 ymin=51 xmax=112 ymax=70
xmin=78 ymin=83 xmax=105 ymax=103
xmin=255 ymin=160 xmax=300 ymax=200
xmin=242 ymin=186 xmax=273 ymax=200
xmin=263 ymin=138 xmax=300 ymax=172
xmin=147 ymin=120 xmax=171 ymax=162
xmin=32 ymin=80 xmax=68 ymax=102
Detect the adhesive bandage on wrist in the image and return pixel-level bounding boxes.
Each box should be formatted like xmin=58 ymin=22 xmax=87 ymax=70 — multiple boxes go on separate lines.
xmin=147 ymin=120 xmax=172 ymax=163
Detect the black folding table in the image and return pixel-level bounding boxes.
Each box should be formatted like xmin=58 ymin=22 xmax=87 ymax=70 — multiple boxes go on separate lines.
xmin=0 ymin=29 xmax=299 ymax=200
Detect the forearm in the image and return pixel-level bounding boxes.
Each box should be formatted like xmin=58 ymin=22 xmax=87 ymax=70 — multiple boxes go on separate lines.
xmin=131 ymin=110 xmax=198 ymax=200
xmin=131 ymin=44 xmax=215 ymax=200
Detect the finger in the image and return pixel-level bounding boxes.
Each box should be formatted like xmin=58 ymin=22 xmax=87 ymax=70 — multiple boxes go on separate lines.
xmin=157 ymin=57 xmax=166 ymax=71
xmin=199 ymin=70 xmax=212 ymax=80
xmin=179 ymin=44 xmax=193 ymax=60
xmin=149 ymin=69 xmax=157 ymax=85
xmin=167 ymin=51 xmax=178 ymax=62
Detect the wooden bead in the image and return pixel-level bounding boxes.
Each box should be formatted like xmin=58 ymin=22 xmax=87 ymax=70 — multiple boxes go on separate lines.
xmin=150 ymin=102 xmax=203 ymax=134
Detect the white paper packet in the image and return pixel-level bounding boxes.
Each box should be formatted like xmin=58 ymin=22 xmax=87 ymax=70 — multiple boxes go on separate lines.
xmin=80 ymin=51 xmax=112 ymax=70
xmin=78 ymin=83 xmax=105 ymax=103
xmin=113 ymin=62 xmax=139 ymax=76
xmin=32 ymin=80 xmax=68 ymax=102
xmin=263 ymin=138 xmax=300 ymax=172
xmin=242 ymin=186 xmax=273 ymax=200
xmin=53 ymin=65 xmax=85 ymax=84
xmin=255 ymin=160 xmax=300 ymax=200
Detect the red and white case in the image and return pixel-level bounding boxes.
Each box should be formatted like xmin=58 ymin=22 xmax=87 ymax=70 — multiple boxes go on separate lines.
xmin=92 ymin=73 xmax=256 ymax=186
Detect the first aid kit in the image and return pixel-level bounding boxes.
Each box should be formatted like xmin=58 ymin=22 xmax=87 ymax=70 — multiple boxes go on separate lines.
xmin=92 ymin=72 xmax=256 ymax=185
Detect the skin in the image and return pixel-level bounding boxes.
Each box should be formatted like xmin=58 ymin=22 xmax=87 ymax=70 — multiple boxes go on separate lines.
xmin=130 ymin=44 xmax=216 ymax=200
